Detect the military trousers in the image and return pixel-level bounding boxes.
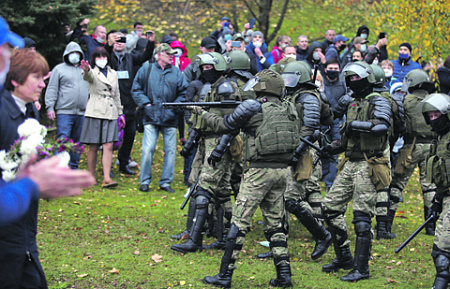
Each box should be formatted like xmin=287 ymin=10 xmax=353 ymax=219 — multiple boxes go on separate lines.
xmin=434 ymin=195 xmax=450 ymax=253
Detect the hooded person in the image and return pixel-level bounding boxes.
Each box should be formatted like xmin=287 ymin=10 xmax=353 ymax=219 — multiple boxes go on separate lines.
xmin=170 ymin=40 xmax=190 ymax=72
xmin=161 ymin=35 xmax=174 ymax=45
xmin=356 ymin=25 xmax=370 ymax=40
xmin=305 ymin=41 xmax=325 ymax=70
xmin=45 ymin=41 xmax=89 ymax=169
xmin=245 ymin=31 xmax=274 ymax=72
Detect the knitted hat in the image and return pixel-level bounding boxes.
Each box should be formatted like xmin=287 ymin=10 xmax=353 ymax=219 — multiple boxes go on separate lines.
xmin=252 ymin=31 xmax=264 ymax=40
xmin=399 ymin=42 xmax=412 ymax=53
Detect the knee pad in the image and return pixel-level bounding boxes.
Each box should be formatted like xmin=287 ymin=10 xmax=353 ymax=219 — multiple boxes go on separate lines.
xmin=354 ymin=221 xmax=372 ymax=237
xmin=435 ymin=255 xmax=450 ymax=273
xmin=194 ymin=193 xmax=210 ymax=210
xmin=285 ymin=199 xmax=304 ymax=215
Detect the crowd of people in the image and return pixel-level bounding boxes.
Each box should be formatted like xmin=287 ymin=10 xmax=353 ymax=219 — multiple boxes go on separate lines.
xmin=1 ymin=13 xmax=450 ymax=288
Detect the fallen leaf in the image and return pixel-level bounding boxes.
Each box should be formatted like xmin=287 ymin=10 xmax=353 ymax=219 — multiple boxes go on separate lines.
xmin=134 ymin=250 xmax=140 ymax=255
xmin=152 ymin=254 xmax=163 ymax=263
xmin=180 ymin=280 xmax=186 ymax=285
xmin=73 ymin=201 xmax=81 ymax=205
xmin=410 ymin=248 xmax=416 ymax=251
xmin=387 ymin=278 xmax=400 ymax=283
xmin=77 ymin=273 xmax=88 ymax=278
xmin=248 ymin=276 xmax=255 ymax=280
xmin=108 ymin=268 xmax=119 ymax=274
xmin=396 ymin=261 xmax=402 ymax=265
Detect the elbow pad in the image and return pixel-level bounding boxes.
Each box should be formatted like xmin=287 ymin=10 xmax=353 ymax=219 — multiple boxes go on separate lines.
xmin=224 ymin=99 xmax=261 ymax=130
xmin=208 ymin=134 xmax=234 ymax=166
xmin=347 ymin=120 xmax=374 ymax=134
xmin=180 ymin=129 xmax=201 ymax=158
xmin=371 ymin=123 xmax=389 ymax=137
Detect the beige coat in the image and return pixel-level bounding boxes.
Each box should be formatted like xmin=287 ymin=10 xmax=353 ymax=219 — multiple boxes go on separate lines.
xmin=82 ymin=66 xmax=123 ymax=120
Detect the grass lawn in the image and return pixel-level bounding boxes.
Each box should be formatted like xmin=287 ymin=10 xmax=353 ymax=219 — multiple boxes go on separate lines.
xmin=38 ymin=132 xmax=436 ymax=288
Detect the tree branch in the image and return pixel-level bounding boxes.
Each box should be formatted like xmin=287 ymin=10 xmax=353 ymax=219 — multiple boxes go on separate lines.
xmin=266 ymin=0 xmax=289 ymax=44
xmin=242 ymin=0 xmax=258 ymax=19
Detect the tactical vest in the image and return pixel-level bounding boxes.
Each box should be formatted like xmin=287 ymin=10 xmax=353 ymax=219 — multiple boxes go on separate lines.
xmin=427 ymin=132 xmax=450 ymax=189
xmin=404 ymin=93 xmax=436 ymax=140
xmin=345 ymin=92 xmax=389 ymax=154
xmin=244 ymin=98 xmax=300 ymax=163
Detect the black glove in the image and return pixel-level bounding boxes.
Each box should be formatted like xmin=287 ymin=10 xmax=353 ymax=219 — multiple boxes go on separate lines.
xmin=180 ymin=147 xmax=192 ymax=158
xmin=208 ymin=148 xmax=223 ymax=167
xmin=320 ymin=144 xmax=332 ymax=159
xmin=431 ymin=196 xmax=443 ymax=220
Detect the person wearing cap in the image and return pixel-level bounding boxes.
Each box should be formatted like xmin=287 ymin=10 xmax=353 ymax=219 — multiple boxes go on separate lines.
xmin=183 ymin=37 xmax=217 ymax=82
xmin=341 ymin=36 xmax=368 ymax=69
xmin=132 ymin=43 xmax=188 ymax=193
xmin=226 ymin=33 xmax=258 ymax=75
xmin=210 ymin=16 xmax=233 ymax=41
xmin=246 ymin=31 xmax=274 ymax=72
xmin=325 ymin=34 xmax=348 ymax=63
xmin=23 ymin=37 xmax=37 ymax=52
xmin=392 ymin=42 xmax=421 ymax=82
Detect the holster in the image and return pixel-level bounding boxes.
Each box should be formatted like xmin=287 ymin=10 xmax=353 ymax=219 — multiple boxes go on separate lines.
xmin=364 ymin=153 xmax=391 ymax=191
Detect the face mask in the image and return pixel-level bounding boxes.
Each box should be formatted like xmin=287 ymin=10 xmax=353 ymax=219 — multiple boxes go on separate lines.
xmin=173 ymin=48 xmax=183 ymax=57
xmin=360 ymin=44 xmax=367 ymax=53
xmin=96 ymin=37 xmax=104 ymax=44
xmin=282 ymin=43 xmax=288 ymax=49
xmin=340 ymin=43 xmax=347 ymax=50
xmin=96 ymin=59 xmax=108 ymax=69
xmin=399 ymin=52 xmax=409 ymax=59
xmin=431 ymin=114 xmax=450 ymax=135
xmin=326 ymin=70 xmax=340 ymax=80
xmin=384 ymin=69 xmax=393 ymax=78
xmin=348 ymin=78 xmax=370 ymax=96
xmin=253 ymin=41 xmax=262 ymax=48
xmin=360 ymin=33 xmax=368 ymax=39
xmin=245 ymin=36 xmax=251 ymax=44
xmin=68 ymin=53 xmax=80 ymax=64
xmin=313 ymin=52 xmax=320 ymax=61
xmin=285 ymin=54 xmax=296 ymax=59
xmin=224 ymin=34 xmax=232 ymax=41
xmin=201 ymin=69 xmax=221 ymax=84
xmin=372 ymin=59 xmax=379 ymax=65
xmin=352 ymin=58 xmax=359 ymax=62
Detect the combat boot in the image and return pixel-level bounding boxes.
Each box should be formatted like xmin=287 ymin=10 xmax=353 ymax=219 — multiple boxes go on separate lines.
xmin=170 ymin=193 xmax=196 ymax=240
xmin=170 ymin=229 xmax=189 ymax=240
xmin=203 ymin=261 xmax=234 ymax=288
xmin=171 ymin=194 xmax=209 ymax=253
xmin=204 ymin=206 xmax=226 ymax=250
xmin=425 ymin=206 xmax=436 ymax=236
xmin=256 ymin=250 xmax=273 ymax=259
xmin=341 ymin=221 xmax=371 ymax=282
xmin=322 ymin=224 xmax=353 ymax=272
xmin=386 ymin=209 xmax=396 ymax=235
xmin=269 ymin=258 xmax=292 ymax=288
xmin=203 ymin=225 xmax=240 ymax=288
xmin=376 ymin=216 xmax=396 ymax=240
xmin=285 ymin=200 xmax=332 ymax=260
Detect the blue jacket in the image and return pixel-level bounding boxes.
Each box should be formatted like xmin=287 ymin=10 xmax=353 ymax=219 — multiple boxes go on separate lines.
xmin=246 ymin=42 xmax=274 ymax=72
xmin=0 ymin=90 xmax=47 ymax=288
xmin=132 ymin=62 xmax=187 ymax=127
xmin=392 ymin=57 xmax=421 ymax=82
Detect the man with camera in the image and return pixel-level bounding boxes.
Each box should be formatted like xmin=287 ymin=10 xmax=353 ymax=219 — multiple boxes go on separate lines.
xmin=126 ymin=22 xmax=144 ymax=53
xmin=70 ymin=18 xmax=106 ymax=65
xmin=104 ymin=31 xmax=155 ymax=175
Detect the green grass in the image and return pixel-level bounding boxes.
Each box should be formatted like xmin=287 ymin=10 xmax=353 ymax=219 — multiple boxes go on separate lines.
xmin=38 ymin=133 xmax=435 ymax=288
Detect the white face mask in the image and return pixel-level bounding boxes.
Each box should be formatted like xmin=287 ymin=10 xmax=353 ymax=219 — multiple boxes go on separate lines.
xmin=360 ymin=44 xmax=367 ymax=53
xmin=372 ymin=58 xmax=379 ymax=65
xmin=313 ymin=52 xmax=320 ymax=61
xmin=384 ymin=69 xmax=393 ymax=78
xmin=96 ymin=59 xmax=108 ymax=69
xmin=253 ymin=41 xmax=262 ymax=48
xmin=282 ymin=43 xmax=288 ymax=49
xmin=0 ymin=48 xmax=11 ymax=93
xmin=68 ymin=53 xmax=80 ymax=64
xmin=173 ymin=48 xmax=183 ymax=57
xmin=360 ymin=33 xmax=368 ymax=39
xmin=285 ymin=54 xmax=296 ymax=59
xmin=96 ymin=37 xmax=104 ymax=44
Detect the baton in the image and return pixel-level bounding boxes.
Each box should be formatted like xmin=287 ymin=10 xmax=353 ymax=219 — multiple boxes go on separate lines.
xmin=180 ymin=177 xmax=199 ymax=210
xmin=395 ymin=215 xmax=434 ymax=254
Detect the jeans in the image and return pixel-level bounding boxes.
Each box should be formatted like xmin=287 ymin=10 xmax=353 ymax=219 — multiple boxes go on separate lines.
xmin=140 ymin=124 xmax=176 ymax=188
xmin=56 ymin=114 xmax=84 ymax=169
xmin=322 ymin=154 xmax=338 ymax=191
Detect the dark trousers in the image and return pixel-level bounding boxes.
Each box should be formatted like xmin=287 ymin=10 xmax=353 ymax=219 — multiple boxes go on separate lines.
xmin=118 ymin=113 xmax=136 ymax=167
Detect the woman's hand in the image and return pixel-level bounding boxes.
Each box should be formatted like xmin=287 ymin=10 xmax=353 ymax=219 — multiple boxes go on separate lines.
xmin=80 ymin=60 xmax=90 ymax=72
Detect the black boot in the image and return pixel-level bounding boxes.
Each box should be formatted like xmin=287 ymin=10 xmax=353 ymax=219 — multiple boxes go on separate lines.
xmin=376 ymin=216 xmax=396 ymax=240
xmin=432 ymin=255 xmax=450 ymax=289
xmin=203 ymin=225 xmax=240 ymax=288
xmin=204 ymin=207 xmax=226 ymax=250
xmin=256 ymin=250 xmax=273 ymax=259
xmin=171 ymin=194 xmax=209 ymax=253
xmin=269 ymin=258 xmax=292 ymax=288
xmin=285 ymin=200 xmax=332 ymax=260
xmin=119 ymin=164 xmax=136 ymax=175
xmin=170 ymin=197 xmax=196 ymax=240
xmin=425 ymin=206 xmax=436 ymax=236
xmin=322 ymin=224 xmax=353 ymax=272
xmin=387 ymin=209 xmax=396 ymax=235
xmin=341 ymin=221 xmax=371 ymax=282
xmin=203 ymin=261 xmax=234 ymax=288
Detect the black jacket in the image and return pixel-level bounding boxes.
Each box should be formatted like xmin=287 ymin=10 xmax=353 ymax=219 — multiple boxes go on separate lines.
xmin=0 ymin=90 xmax=47 ymax=289
xmin=104 ymin=41 xmax=155 ymax=115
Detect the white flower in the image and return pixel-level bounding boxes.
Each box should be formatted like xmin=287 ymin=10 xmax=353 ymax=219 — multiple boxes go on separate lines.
xmin=57 ymin=152 xmax=70 ymax=167
xmin=2 ymin=170 xmax=16 ymax=182
xmin=17 ymin=119 xmax=47 ymax=138
xmin=20 ymin=134 xmax=44 ymax=157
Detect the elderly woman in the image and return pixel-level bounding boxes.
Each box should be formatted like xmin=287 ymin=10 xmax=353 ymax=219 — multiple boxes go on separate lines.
xmin=80 ymin=47 xmax=124 ymax=188
xmin=0 ymin=49 xmax=51 ymax=288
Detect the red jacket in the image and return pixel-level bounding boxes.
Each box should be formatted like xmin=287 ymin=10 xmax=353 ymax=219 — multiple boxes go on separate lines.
xmin=170 ymin=41 xmax=190 ymax=72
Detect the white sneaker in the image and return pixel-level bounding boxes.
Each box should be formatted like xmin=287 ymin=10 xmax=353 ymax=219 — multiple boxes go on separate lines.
xmin=128 ymin=159 xmax=138 ymax=168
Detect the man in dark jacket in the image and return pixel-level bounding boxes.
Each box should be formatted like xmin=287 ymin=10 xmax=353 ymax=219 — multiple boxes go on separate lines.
xmin=132 ymin=43 xmax=188 ymax=193
xmin=105 ymin=31 xmax=155 ymax=175
xmin=296 ymin=35 xmax=309 ymax=61
xmin=321 ymin=29 xmax=336 ymax=51
xmin=70 ymin=19 xmax=106 ymax=63
xmin=325 ymin=35 xmax=349 ymax=64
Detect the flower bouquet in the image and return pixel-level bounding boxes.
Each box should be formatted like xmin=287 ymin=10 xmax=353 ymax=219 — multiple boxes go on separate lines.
xmin=0 ymin=119 xmax=84 ymax=181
